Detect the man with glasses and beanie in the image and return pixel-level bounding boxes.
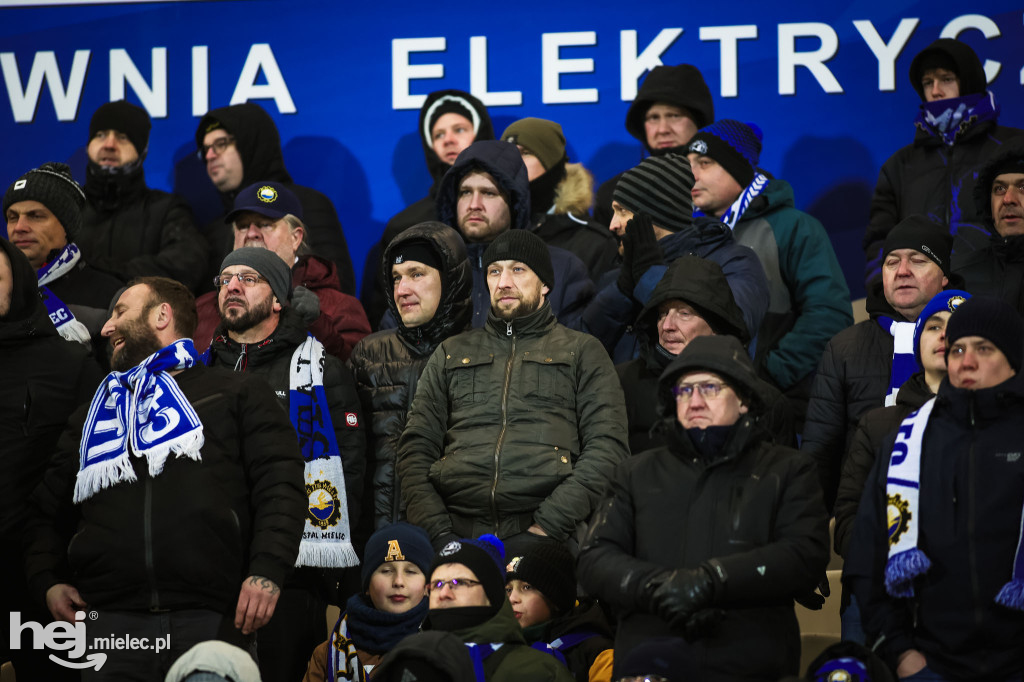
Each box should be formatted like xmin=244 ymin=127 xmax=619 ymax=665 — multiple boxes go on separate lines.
xmin=578 ymin=334 xmax=829 ymax=681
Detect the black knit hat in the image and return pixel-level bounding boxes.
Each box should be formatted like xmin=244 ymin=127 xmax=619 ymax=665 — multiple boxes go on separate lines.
xmin=944 ymin=296 xmax=1024 ymax=372
xmin=431 ymin=535 xmax=507 ymax=609
xmin=501 ymin=118 xmax=567 ymax=171
xmin=882 ymin=215 xmax=954 ymax=279
xmin=505 ymin=543 xmax=576 ymax=615
xmin=613 ymin=154 xmax=694 ymax=232
xmin=422 ymin=93 xmax=483 ymax=150
xmin=391 ymin=238 xmax=444 ymax=274
xmin=90 ymin=100 xmax=151 ymax=158
xmin=219 ymin=247 xmax=292 ymax=304
xmin=361 ymin=522 xmax=435 ymax=593
xmin=687 ymin=119 xmax=763 ymax=188
xmin=3 ymin=162 xmax=85 ymax=241
xmin=482 ymin=229 xmax=555 ymax=290
xmin=625 ymin=64 xmax=715 ymax=148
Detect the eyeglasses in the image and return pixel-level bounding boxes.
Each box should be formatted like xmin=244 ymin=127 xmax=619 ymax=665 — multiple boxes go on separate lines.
xmin=616 ymin=676 xmax=669 ymax=682
xmin=197 ymin=135 xmax=236 ymax=159
xmin=427 ymin=578 xmax=481 ymax=594
xmin=213 ymin=272 xmax=267 ymax=288
xmin=672 ymin=380 xmax=728 ymax=401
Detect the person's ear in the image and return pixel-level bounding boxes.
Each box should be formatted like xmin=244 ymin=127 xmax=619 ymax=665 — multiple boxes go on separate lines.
xmin=739 ymin=403 xmax=749 ymax=414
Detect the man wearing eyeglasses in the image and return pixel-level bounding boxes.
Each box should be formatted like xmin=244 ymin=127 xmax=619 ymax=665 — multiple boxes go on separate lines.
xmin=190 ymin=181 xmax=369 ymax=359
xmin=204 ymin=246 xmax=366 ymax=682
xmin=194 ymin=102 xmax=356 ymax=294
xmin=578 ymin=334 xmax=829 ymax=680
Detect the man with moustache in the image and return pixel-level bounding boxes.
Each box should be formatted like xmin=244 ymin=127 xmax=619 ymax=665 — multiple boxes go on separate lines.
xmin=25 ymin=276 xmax=305 ymax=680
xmin=398 ymin=230 xmax=627 ymax=557
xmin=205 ymin=248 xmax=365 ymax=681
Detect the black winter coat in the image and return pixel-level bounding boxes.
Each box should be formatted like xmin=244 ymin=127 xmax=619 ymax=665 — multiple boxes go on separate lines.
xmin=954 ymin=233 xmax=1024 ymax=318
xmin=846 ymin=373 xmax=1024 ymax=681
xmin=529 ymin=599 xmax=614 ymax=682
xmin=577 ymin=419 xmax=829 ymax=681
xmin=25 ymin=364 xmax=306 ymax=614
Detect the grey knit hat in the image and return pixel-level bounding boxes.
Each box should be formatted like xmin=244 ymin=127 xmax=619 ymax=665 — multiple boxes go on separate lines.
xmin=219 ymin=247 xmax=292 ymax=304
xmin=613 ymin=154 xmax=694 ymax=232
xmin=3 ymin=162 xmax=85 ymax=241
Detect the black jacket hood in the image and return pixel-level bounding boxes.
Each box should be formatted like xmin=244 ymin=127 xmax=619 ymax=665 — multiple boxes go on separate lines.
xmin=625 ymin=64 xmax=715 ymax=151
xmin=195 ymin=103 xmax=292 ymax=203
xmin=382 ymin=221 xmax=473 ymax=355
xmin=418 ymin=90 xmax=495 ymax=187
xmin=0 ymin=238 xmax=52 ymax=324
xmin=909 ymin=38 xmax=987 ymax=101
xmin=658 ymin=334 xmax=774 ymax=417
xmin=972 ymin=139 xmax=1024 ymax=221
xmin=436 ymin=140 xmax=531 ymax=234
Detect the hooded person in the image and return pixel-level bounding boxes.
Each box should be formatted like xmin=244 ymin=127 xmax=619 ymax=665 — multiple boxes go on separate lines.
xmin=594 ymin=64 xmax=715 ymax=226
xmin=195 ymin=102 xmax=355 ymax=294
xmin=578 ymin=334 xmax=829 ymax=679
xmin=79 ymin=100 xmax=209 ymax=292
xmin=3 ymin=161 xmax=123 ymax=356
xmin=0 ymin=239 xmax=102 ymax=681
xmin=864 ymin=38 xmax=1024 ymax=285
xmin=500 ymin=117 xmax=618 ymax=282
xmin=361 ymin=90 xmax=495 ymax=329
xmin=348 ymin=221 xmax=473 ymax=545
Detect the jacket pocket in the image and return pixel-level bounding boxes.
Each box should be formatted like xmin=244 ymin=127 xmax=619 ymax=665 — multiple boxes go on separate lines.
xmin=445 ymin=353 xmax=495 ymax=407
xmin=520 ymin=350 xmax=575 ymax=407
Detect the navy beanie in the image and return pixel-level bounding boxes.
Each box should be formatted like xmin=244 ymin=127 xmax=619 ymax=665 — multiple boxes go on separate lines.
xmin=362 ymin=522 xmax=435 ymax=592
xmin=687 ymin=119 xmax=763 ymax=188
xmin=912 ymin=290 xmax=970 ymax=369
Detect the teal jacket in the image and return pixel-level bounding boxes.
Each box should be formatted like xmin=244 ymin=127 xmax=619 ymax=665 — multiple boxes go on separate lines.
xmin=734 ymin=179 xmax=852 ymax=390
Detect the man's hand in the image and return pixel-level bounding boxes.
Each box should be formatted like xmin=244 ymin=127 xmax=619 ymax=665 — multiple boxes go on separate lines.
xmin=235 ymin=575 xmax=281 ymax=635
xmin=648 ymin=567 xmax=716 ymax=628
xmin=526 ymin=523 xmax=548 ymax=537
xmin=896 ymin=649 xmax=927 ymax=678
xmin=46 ymin=583 xmax=87 ymax=622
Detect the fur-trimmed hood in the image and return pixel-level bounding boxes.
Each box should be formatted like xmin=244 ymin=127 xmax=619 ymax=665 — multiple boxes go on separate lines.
xmin=552 ymin=163 xmax=594 ymax=216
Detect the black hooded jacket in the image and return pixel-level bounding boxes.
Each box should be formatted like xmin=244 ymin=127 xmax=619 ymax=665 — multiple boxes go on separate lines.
xmin=195 ymin=103 xmax=355 ymax=294
xmin=348 ymin=222 xmax=473 ymax=533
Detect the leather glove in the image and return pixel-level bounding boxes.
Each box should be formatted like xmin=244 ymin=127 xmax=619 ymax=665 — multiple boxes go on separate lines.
xmin=683 ymin=608 xmax=725 ymax=641
xmin=648 ymin=565 xmax=716 ymax=629
xmin=291 ymin=285 xmax=321 ymax=324
xmin=795 ymin=574 xmax=831 ymax=611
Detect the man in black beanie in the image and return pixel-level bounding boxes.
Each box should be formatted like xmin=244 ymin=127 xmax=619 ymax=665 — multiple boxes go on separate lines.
xmin=79 ymin=100 xmax=209 ymax=292
xmin=4 ymin=161 xmax=122 ymax=354
xmin=398 ymin=228 xmax=627 ymax=562
xmin=803 ymin=215 xmax=963 ymax=512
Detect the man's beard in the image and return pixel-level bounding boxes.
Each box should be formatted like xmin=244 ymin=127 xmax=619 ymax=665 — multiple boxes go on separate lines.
xmin=220 ymin=294 xmax=273 ymax=334
xmin=110 ymin=317 xmax=164 ymax=372
xmin=492 ymin=289 xmax=542 ymax=321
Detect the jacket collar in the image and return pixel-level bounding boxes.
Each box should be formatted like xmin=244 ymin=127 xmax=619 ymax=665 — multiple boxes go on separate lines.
xmin=484 ymin=300 xmax=556 ymax=339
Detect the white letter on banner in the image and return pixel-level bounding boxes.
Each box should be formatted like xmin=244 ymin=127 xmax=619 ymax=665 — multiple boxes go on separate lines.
xmin=620 ymin=28 xmax=683 ymax=101
xmin=109 ymin=48 xmax=167 ymax=118
xmin=192 ymin=46 xmax=208 ymax=116
xmin=853 ymin=19 xmax=919 ymax=92
xmin=392 ymin=37 xmax=445 ymax=110
xmin=470 ymin=36 xmax=522 ymax=106
xmin=0 ymin=50 xmax=90 ymax=122
xmin=229 ymin=44 xmax=296 ymax=113
xmin=699 ymin=25 xmax=758 ymax=98
xmin=778 ymin=22 xmax=843 ymax=95
xmin=542 ymin=31 xmax=598 ymax=104
xmin=941 ymin=14 xmax=1001 ymax=82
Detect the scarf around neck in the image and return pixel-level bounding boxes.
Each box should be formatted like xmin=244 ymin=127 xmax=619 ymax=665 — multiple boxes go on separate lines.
xmin=879 ymin=316 xmax=917 ymax=406
xmin=36 ymin=243 xmax=91 ymax=346
xmin=693 ymin=172 xmax=769 ymax=229
xmin=916 ymin=91 xmax=999 ymax=146
xmin=76 ymin=339 xmax=203 ymax=502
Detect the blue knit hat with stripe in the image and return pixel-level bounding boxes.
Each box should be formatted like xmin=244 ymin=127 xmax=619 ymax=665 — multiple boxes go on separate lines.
xmin=687 ymin=119 xmax=763 ymax=187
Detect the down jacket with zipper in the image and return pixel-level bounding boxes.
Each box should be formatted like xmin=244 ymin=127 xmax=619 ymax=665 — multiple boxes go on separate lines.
xmin=397 ymin=301 xmax=628 ymax=545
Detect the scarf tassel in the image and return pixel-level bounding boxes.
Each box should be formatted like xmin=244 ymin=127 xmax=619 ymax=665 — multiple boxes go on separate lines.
xmin=884 ymin=548 xmax=931 ymax=598
xmin=73 ymin=456 xmax=138 ymax=504
xmin=143 ymin=430 xmax=205 ymax=477
xmin=996 ymin=579 xmax=1024 ymax=611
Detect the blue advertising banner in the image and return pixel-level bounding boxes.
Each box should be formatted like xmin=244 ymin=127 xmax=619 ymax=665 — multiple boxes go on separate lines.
xmin=1 ymin=0 xmax=1022 ymax=297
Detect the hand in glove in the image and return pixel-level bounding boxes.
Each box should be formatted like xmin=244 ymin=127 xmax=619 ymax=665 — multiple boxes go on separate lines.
xmin=647 ymin=565 xmax=717 ymax=629
xmin=682 ymin=608 xmax=725 ymax=641
xmin=795 ymin=574 xmax=831 ymax=611
xmin=291 ymin=285 xmax=321 ymax=324
xmin=616 ymin=212 xmax=664 ymax=297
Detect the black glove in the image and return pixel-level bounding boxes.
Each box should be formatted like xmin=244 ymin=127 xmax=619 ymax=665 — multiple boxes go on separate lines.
xmin=647 ymin=565 xmax=716 ymax=628
xmin=682 ymin=608 xmax=725 ymax=641
xmin=616 ymin=213 xmax=664 ymax=297
xmin=795 ymin=574 xmax=831 ymax=611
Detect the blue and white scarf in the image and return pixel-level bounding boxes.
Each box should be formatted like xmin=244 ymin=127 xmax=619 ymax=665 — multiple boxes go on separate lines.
xmin=916 ymin=91 xmax=999 ymax=147
xmin=36 ymin=243 xmax=91 ymax=347
xmin=885 ymin=397 xmax=1024 ymax=610
xmin=290 ymin=335 xmax=359 ymax=569
xmin=878 ymin=316 xmax=917 ymax=406
xmin=76 ymin=339 xmax=203 ymax=502
xmin=693 ymin=172 xmax=769 ymax=230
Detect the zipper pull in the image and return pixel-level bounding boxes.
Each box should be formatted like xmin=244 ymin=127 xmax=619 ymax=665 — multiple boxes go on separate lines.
xmin=506 ymin=321 xmax=513 ymax=337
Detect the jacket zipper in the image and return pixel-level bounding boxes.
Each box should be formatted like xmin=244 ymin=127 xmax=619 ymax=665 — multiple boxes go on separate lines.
xmin=491 ymin=321 xmax=515 ymax=533
xmin=144 ymin=476 xmax=159 ymax=609
xmin=967 ymin=395 xmax=984 ymax=636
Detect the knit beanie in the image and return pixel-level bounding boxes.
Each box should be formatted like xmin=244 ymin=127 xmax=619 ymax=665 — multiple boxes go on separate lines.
xmin=944 ymin=296 xmax=1024 ymax=372
xmin=882 ymin=215 xmax=954 ymax=279
xmin=913 ymin=290 xmax=970 ymax=369
xmin=390 ymin=238 xmax=443 ymax=275
xmin=219 ymin=246 xmax=292 ymax=304
xmin=686 ymin=119 xmax=763 ymax=188
xmin=362 ymin=522 xmax=435 ymax=592
xmin=501 ymin=118 xmax=567 ymax=171
xmin=505 ymin=543 xmax=576 ymax=615
xmin=431 ymin=535 xmax=506 ymax=608
xmin=3 ymin=162 xmax=85 ymax=242
xmin=612 ymin=154 xmax=694 ymax=232
xmin=422 ymin=93 xmax=482 ymax=149
xmin=482 ymin=229 xmax=555 ymax=290
xmin=90 ymin=100 xmax=151 ymax=158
